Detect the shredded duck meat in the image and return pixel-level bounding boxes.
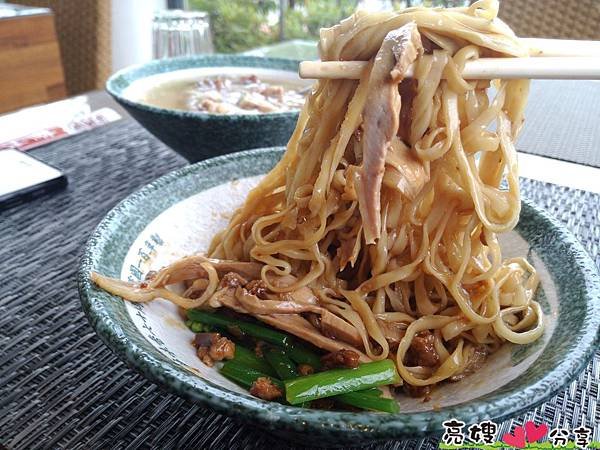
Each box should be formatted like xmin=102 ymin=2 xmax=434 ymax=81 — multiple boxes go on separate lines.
xmin=356 ymin=22 xmax=423 ymax=244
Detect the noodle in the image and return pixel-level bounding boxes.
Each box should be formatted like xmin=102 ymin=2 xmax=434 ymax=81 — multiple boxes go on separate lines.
xmin=93 ymin=0 xmax=544 ymax=395
xmin=208 ymin=0 xmax=542 ymax=383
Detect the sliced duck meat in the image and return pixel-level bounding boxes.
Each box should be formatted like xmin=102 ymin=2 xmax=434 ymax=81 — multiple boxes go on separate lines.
xmin=280 ymin=286 xmax=319 ymax=305
xmin=235 ymin=286 xmax=364 ymax=348
xmin=148 ymin=256 xmax=263 ymax=287
xmin=208 ymin=286 xmax=248 ymax=313
xmin=356 ymin=22 xmax=423 ymax=244
xmin=235 ymin=288 xmax=324 ymax=315
xmin=320 ymin=311 xmax=363 ymax=348
xmin=257 ymin=314 xmax=370 ymax=362
xmin=383 ymin=136 xmax=428 ymax=201
xmin=268 ymin=274 xmax=319 ymax=305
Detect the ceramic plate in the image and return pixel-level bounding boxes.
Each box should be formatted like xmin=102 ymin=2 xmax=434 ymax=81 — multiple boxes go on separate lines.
xmin=78 ymin=147 xmax=600 ymax=444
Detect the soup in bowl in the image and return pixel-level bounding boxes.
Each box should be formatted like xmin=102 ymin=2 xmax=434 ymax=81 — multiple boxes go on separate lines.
xmin=126 ymin=71 xmax=307 ymax=115
xmin=106 ymin=55 xmax=313 ymax=162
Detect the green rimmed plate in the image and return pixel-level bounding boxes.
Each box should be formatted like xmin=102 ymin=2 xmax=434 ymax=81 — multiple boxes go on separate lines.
xmin=78 ymin=147 xmax=600 ymax=445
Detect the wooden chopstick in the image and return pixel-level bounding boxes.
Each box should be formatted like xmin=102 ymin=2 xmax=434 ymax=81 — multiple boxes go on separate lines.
xmin=299 ymin=57 xmax=600 ymax=80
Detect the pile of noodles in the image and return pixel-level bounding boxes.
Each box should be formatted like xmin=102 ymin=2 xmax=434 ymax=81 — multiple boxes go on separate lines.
xmin=95 ymin=0 xmax=544 ymax=390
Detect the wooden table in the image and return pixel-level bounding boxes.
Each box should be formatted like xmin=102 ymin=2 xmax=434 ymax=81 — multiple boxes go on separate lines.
xmin=0 ymin=3 xmax=66 ymax=114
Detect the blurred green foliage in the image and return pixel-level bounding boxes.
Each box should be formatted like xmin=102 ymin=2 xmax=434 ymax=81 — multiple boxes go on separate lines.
xmin=284 ymin=1 xmax=358 ymax=40
xmin=189 ymin=0 xmax=469 ymax=53
xmin=189 ymin=0 xmax=359 ymax=53
xmin=190 ymin=0 xmax=276 ymax=53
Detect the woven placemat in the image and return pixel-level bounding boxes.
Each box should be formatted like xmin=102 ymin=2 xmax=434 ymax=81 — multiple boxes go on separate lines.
xmin=517 ymin=80 xmax=600 ymax=168
xmin=0 ymin=119 xmax=598 ymax=450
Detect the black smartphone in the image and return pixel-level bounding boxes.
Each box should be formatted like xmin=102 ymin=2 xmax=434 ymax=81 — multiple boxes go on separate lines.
xmin=0 ymin=149 xmax=68 ymax=210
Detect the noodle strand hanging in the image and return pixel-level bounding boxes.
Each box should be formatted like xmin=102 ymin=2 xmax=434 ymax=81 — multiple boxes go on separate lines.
xmin=93 ymin=0 xmax=544 ymax=398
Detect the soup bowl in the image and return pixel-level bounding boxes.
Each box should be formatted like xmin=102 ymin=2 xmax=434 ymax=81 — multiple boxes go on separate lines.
xmin=106 ymin=55 xmax=310 ymax=162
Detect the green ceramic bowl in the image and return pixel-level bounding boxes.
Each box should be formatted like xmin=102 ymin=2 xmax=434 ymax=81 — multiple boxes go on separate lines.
xmin=78 ymin=148 xmax=600 ymax=445
xmin=106 ymin=55 xmax=309 ymax=162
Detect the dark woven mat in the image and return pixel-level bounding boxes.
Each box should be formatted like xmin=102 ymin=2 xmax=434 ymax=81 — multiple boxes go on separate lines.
xmin=517 ymin=80 xmax=600 ymax=168
xmin=0 ymin=119 xmax=598 ymax=450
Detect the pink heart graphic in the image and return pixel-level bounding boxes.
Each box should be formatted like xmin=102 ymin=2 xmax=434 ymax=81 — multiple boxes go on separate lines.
xmin=502 ymin=426 xmax=526 ymax=449
xmin=525 ymin=421 xmax=548 ymax=443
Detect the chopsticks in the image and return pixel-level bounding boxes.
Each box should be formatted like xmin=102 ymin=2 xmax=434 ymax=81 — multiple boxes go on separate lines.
xmin=299 ymin=38 xmax=600 ymax=80
xmin=300 ymin=57 xmax=600 ymax=80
